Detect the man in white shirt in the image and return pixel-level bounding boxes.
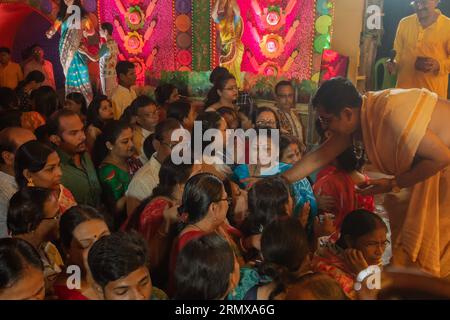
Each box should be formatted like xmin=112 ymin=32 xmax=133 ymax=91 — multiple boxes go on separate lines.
xmin=23 ymin=45 xmax=56 ymax=90
xmin=0 ymin=127 xmax=36 ymax=238
xmin=130 ymin=96 xmax=159 ymax=163
xmin=126 ymin=119 xmax=182 ymax=215
xmin=111 ymin=60 xmax=137 ymax=119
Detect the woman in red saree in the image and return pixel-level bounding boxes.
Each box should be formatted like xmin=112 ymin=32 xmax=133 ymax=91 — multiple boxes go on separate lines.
xmin=168 ymin=173 xmax=243 ymax=297
xmin=311 ymin=209 xmax=388 ymax=299
xmin=313 ymin=146 xmax=374 ymax=233
xmin=122 ymin=159 xmax=197 ymax=289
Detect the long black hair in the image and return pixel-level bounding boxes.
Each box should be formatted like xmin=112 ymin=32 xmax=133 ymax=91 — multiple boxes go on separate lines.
xmin=243 ymin=176 xmax=291 ymax=236
xmin=0 ymin=238 xmax=43 ymax=290
xmin=178 ymin=173 xmax=224 ymax=228
xmin=258 ymin=217 xmax=309 ymax=300
xmin=92 ymin=120 xmax=131 ymax=167
xmin=155 ymin=83 xmax=177 ymax=106
xmin=30 ymin=86 xmax=61 ymax=119
xmin=66 ymin=92 xmax=87 ymax=116
xmin=16 ymin=71 xmax=45 ymax=91
xmin=125 ymin=158 xmax=193 ymax=232
xmin=174 ymin=233 xmax=235 ymax=300
xmin=336 ymin=209 xmax=387 ymax=249
xmin=7 ymin=187 xmax=53 ymax=235
xmin=86 ymin=95 xmax=111 ymax=131
xmin=14 ymin=140 xmax=55 ymax=188
xmin=204 ymin=73 xmax=236 ymax=108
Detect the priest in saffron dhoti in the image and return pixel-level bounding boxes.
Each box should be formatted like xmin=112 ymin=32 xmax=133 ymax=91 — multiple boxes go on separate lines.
xmin=283 ymin=77 xmax=450 ymax=279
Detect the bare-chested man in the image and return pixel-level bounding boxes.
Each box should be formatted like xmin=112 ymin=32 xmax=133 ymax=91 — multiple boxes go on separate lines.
xmin=283 ymin=77 xmax=450 ymax=278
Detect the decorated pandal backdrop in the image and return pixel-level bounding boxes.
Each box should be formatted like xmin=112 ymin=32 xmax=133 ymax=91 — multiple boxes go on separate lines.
xmin=0 ymin=0 xmax=338 ymax=98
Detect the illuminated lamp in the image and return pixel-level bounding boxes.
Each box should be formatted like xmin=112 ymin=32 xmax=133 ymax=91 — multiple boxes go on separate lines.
xmin=124 ymin=32 xmax=144 ymax=54
xmin=260 ymin=34 xmax=284 ymax=59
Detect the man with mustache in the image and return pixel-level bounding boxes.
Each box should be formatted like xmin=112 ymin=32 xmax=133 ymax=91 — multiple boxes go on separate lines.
xmin=48 ymin=109 xmax=101 ymax=208
xmin=387 ymin=0 xmax=450 ymax=98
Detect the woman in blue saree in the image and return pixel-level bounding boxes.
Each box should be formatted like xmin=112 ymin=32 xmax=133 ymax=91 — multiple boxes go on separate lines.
xmin=46 ymin=0 xmax=93 ymax=104
xmin=233 ymin=134 xmax=318 ymax=235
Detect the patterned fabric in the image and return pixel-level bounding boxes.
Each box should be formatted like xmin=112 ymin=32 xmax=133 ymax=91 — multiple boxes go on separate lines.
xmin=0 ymin=171 xmax=18 ymax=238
xmin=15 ymin=88 xmax=33 ymax=112
xmin=98 ymin=163 xmax=132 ymax=201
xmin=58 ymin=184 xmax=77 ymax=214
xmin=59 ymin=18 xmax=93 ymax=104
xmin=99 ymin=39 xmax=119 ymax=77
xmin=311 ymin=242 xmax=356 ymax=299
xmin=215 ymin=15 xmax=244 ymax=88
xmin=227 ymin=267 xmax=263 ymax=301
xmin=273 ymin=108 xmax=305 ymax=149
xmin=39 ymin=241 xmax=64 ymax=296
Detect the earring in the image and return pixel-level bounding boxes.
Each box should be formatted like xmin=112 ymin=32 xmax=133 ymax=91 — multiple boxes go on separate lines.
xmin=27 ymin=178 xmax=34 ymax=187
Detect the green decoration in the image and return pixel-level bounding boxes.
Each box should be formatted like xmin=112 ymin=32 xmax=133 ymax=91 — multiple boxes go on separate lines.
xmin=314 ymin=34 xmax=331 ymax=53
xmin=192 ymin=0 xmax=211 ymax=71
xmin=315 ymin=15 xmax=332 ymax=34
xmin=126 ymin=6 xmax=145 ymax=31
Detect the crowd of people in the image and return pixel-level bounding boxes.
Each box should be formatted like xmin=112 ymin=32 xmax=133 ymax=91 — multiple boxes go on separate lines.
xmin=0 ymin=51 xmax=391 ymax=300
xmin=0 ymin=0 xmax=449 ymax=301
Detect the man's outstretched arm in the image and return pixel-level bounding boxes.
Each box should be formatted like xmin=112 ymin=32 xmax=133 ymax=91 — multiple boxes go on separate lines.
xmin=359 ymin=129 xmax=450 ymax=195
xmin=282 ymin=133 xmax=352 ymax=183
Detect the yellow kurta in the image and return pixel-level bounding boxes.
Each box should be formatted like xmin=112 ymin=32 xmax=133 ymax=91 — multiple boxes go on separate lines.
xmin=394 ymin=11 xmax=450 ymax=98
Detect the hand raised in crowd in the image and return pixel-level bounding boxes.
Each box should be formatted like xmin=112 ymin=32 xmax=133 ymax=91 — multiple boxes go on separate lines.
xmin=299 ymin=201 xmax=310 ymax=229
xmin=343 ymin=249 xmax=369 ymax=275
xmin=313 ymin=214 xmax=336 ymax=238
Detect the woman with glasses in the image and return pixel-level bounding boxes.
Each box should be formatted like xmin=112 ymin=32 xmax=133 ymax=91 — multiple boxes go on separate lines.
xmin=311 ymin=209 xmax=389 ymax=299
xmin=15 ymin=140 xmax=76 ymax=214
xmin=205 ymin=73 xmax=239 ymax=112
xmin=167 ymin=173 xmax=243 ymax=296
xmin=93 ymin=120 xmax=141 ymax=228
xmin=254 ymin=107 xmax=281 ymax=130
xmin=7 ymin=187 xmax=63 ymax=297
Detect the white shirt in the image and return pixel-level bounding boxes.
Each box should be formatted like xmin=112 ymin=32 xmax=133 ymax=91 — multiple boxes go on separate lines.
xmin=0 ymin=171 xmax=18 ymax=238
xmin=126 ymin=153 xmax=161 ymax=201
xmin=111 ymin=85 xmax=137 ymax=120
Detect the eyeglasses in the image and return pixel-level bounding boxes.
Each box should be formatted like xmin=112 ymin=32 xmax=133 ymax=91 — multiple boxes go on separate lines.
xmin=223 ymin=86 xmax=238 ymax=91
xmin=277 ymin=94 xmax=294 ymax=99
xmin=256 ymin=120 xmax=276 ymax=127
xmin=42 ymin=210 xmax=61 ymax=221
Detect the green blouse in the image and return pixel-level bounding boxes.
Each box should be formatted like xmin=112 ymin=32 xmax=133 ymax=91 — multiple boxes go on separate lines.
xmin=98 ymin=163 xmax=131 ymax=201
